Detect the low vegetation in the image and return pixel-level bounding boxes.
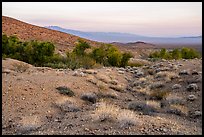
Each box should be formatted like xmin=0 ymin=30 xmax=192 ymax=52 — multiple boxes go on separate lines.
xmin=149 ymin=48 xmax=201 ymax=60
xmin=2 ymin=34 xmax=133 ymax=69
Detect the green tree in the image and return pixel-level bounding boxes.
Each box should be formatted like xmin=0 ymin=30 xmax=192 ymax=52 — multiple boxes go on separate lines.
xmin=120 ymin=52 xmax=133 ymax=67
xmin=172 ymin=48 xmax=182 ymax=59
xmin=72 ymin=39 xmax=91 ymax=56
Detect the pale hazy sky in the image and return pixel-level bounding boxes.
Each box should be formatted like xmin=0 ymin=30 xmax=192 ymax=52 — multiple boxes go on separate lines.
xmin=2 ymin=2 xmax=202 ymax=37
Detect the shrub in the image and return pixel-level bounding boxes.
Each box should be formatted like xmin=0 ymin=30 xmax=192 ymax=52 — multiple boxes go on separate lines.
xmin=56 ymin=86 xmax=75 ymax=97
xmin=128 ymin=101 xmax=158 ymax=115
xmin=81 ymin=93 xmax=97 ymax=103
xmin=149 ymin=47 xmax=201 ymax=60
xmin=92 ymin=102 xmax=120 ymax=122
xmin=72 ymin=39 xmax=91 ymax=56
xmin=149 ymin=90 xmax=169 ymax=100
xmin=90 ymin=44 xmax=132 ymax=67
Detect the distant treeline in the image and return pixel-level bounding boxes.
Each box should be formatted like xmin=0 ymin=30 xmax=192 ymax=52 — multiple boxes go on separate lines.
xmin=149 ymin=47 xmax=201 ymax=60
xmin=2 ymin=34 xmax=133 ymax=69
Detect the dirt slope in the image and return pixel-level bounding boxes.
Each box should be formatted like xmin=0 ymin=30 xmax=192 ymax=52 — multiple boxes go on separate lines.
xmin=2 ymin=58 xmax=202 ymax=135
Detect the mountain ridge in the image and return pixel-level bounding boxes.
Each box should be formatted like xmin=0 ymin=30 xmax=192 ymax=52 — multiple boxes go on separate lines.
xmin=45 ymin=26 xmax=202 ymax=45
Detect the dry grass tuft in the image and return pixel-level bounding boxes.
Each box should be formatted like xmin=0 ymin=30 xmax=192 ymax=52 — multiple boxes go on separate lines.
xmin=167 ymin=104 xmax=188 ymax=116
xmin=92 ymin=102 xmax=120 ymax=122
xmin=146 ymin=100 xmax=161 ymax=110
xmin=117 ymin=109 xmax=140 ymax=128
xmin=92 ymin=102 xmax=140 ymax=128
xmin=155 ymin=71 xmax=179 ymax=82
xmin=149 ymin=90 xmax=170 ymax=100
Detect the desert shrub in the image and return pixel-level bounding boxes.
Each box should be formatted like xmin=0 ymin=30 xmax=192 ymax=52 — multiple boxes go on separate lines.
xmin=166 ymin=104 xmax=188 ymax=116
xmin=81 ymin=93 xmax=97 ymax=103
xmin=92 ymin=102 xmax=120 ymax=122
xmin=72 ymin=39 xmax=91 ymax=56
xmin=90 ymin=44 xmax=132 ymax=67
xmin=149 ymin=90 xmax=169 ymax=100
xmin=128 ymin=101 xmax=158 ymax=115
xmin=127 ymin=62 xmax=144 ymax=67
xmin=120 ymin=52 xmax=133 ymax=67
xmin=12 ymin=63 xmax=30 ymax=73
xmin=2 ymin=35 xmax=132 ymax=69
xmin=2 ymin=34 xmax=55 ymax=66
xmin=171 ymin=48 xmax=182 ymax=59
xmin=149 ymin=47 xmax=201 ymax=60
xmin=56 ymin=86 xmax=75 ymax=97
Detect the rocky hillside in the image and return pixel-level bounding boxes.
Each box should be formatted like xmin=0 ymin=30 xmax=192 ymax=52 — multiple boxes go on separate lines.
xmin=2 ymin=16 xmax=101 ymax=53
xmin=2 ymin=58 xmax=202 ymax=135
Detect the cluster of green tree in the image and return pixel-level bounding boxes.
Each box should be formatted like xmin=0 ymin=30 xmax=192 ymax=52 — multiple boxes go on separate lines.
xmin=2 ymin=34 xmax=55 ymax=66
xmin=2 ymin=34 xmax=133 ymax=69
xmin=149 ymin=47 xmax=201 ymax=60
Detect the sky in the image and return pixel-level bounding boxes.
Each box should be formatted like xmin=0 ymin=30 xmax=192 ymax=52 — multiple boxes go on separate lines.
xmin=2 ymin=2 xmax=202 ymax=37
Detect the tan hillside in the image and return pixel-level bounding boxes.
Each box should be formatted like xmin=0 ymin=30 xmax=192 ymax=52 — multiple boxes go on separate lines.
xmin=2 ymin=16 xmax=102 ymax=53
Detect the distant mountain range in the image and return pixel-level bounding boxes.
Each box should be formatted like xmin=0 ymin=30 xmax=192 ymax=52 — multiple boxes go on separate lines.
xmin=45 ymin=26 xmax=202 ymax=45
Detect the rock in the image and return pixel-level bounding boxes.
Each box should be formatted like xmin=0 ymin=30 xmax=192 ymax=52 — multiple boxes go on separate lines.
xmin=81 ymin=93 xmax=97 ymax=103
xmin=179 ymin=70 xmax=190 ymax=75
xmin=172 ymin=84 xmax=182 ymax=89
xmin=2 ymin=69 xmax=13 ymax=74
xmin=118 ymin=67 xmax=126 ymax=71
xmin=79 ymin=72 xmax=86 ymax=77
xmin=118 ymin=71 xmax=125 ymax=74
xmin=187 ymin=95 xmax=197 ymax=101
xmin=186 ymin=83 xmax=198 ymax=91
xmin=190 ymin=111 xmax=202 ymax=118
xmin=72 ymin=71 xmax=78 ymax=76
xmin=191 ymin=70 xmax=199 ymax=75
xmin=134 ymin=71 xmax=144 ymax=78
xmin=83 ymin=69 xmax=97 ymax=74
xmin=110 ymin=80 xmax=118 ymax=85
xmin=193 ymin=111 xmax=202 ymax=117
xmin=109 ymin=84 xmax=125 ymax=92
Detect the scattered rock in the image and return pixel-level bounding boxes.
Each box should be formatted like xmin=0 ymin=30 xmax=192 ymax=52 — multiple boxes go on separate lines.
xmin=191 ymin=70 xmax=199 ymax=75
xmin=110 ymin=80 xmax=118 ymax=85
xmin=179 ymin=70 xmax=190 ymax=75
xmin=172 ymin=84 xmax=182 ymax=90
xmin=187 ymin=95 xmax=197 ymax=101
xmin=189 ymin=111 xmax=202 ymax=118
xmin=118 ymin=71 xmax=125 ymax=74
xmin=186 ymin=83 xmax=198 ymax=92
xmin=2 ymin=69 xmax=13 ymax=74
xmin=83 ymin=69 xmax=97 ymax=74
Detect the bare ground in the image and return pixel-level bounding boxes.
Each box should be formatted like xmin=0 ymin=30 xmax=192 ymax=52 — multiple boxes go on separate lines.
xmin=2 ymin=58 xmax=202 ymax=135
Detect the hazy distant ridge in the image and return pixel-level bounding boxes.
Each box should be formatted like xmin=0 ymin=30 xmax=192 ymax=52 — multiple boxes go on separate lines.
xmin=45 ymin=26 xmax=202 ymax=45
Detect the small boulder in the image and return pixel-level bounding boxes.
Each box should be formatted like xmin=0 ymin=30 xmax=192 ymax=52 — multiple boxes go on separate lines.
xmin=179 ymin=70 xmax=190 ymax=75
xmin=172 ymin=84 xmax=182 ymax=90
xmin=186 ymin=83 xmax=198 ymax=92
xmin=187 ymin=95 xmax=197 ymax=101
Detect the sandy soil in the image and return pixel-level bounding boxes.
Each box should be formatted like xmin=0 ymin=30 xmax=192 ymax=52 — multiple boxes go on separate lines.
xmin=2 ymin=58 xmax=202 ymax=135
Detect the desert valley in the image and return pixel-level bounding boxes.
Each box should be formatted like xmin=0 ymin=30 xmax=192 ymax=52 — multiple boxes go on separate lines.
xmin=2 ymin=7 xmax=202 ymax=135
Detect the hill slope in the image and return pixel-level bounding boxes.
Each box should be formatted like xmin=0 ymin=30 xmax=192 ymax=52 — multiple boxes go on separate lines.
xmin=2 ymin=16 xmax=101 ymax=53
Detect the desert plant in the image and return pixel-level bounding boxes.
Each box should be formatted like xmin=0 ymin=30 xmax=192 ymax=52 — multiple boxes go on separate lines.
xmin=56 ymin=86 xmax=75 ymax=97
xmin=149 ymin=90 xmax=169 ymax=100
xmin=81 ymin=93 xmax=97 ymax=103
xmin=128 ymin=101 xmax=158 ymax=115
